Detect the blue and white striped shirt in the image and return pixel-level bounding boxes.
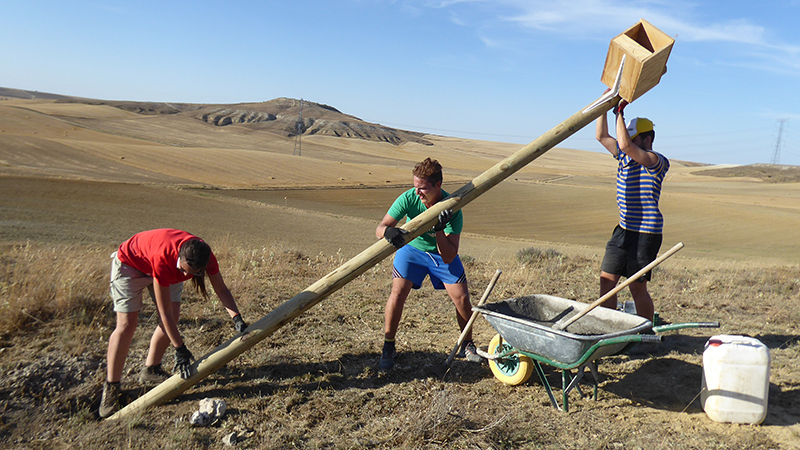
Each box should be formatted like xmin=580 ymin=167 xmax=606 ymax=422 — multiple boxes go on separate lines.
xmin=615 ymin=149 xmax=669 ymax=234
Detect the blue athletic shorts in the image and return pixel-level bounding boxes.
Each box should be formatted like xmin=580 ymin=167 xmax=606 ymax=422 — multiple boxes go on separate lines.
xmin=392 ymin=245 xmax=467 ymax=290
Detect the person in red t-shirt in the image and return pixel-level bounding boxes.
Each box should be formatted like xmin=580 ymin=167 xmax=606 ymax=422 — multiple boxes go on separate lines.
xmin=99 ymin=229 xmax=247 ymax=418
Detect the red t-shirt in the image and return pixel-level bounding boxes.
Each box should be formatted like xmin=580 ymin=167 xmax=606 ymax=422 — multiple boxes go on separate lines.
xmin=117 ymin=229 xmax=220 ymax=286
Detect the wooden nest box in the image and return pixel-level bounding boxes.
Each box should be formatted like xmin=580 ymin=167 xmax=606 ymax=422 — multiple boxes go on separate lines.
xmin=602 ymin=19 xmax=674 ymax=102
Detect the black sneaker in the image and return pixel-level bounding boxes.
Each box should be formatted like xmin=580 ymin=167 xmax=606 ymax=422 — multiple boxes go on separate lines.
xmin=99 ymin=381 xmax=120 ymax=418
xmin=139 ymin=363 xmax=170 ymax=385
xmin=462 ymin=340 xmax=484 ymax=363
xmin=379 ymin=344 xmax=397 ymax=372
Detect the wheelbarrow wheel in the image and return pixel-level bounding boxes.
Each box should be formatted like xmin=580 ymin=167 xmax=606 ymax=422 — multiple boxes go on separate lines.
xmin=488 ymin=333 xmax=533 ymax=386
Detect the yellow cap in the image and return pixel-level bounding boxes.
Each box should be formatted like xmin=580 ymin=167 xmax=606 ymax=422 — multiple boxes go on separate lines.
xmin=626 ymin=117 xmax=654 ymax=139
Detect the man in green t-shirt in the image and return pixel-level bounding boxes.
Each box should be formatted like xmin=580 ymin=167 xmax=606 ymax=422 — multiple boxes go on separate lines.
xmin=376 ymin=158 xmax=482 ymax=371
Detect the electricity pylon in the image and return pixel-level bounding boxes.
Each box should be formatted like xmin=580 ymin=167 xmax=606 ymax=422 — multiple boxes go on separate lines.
xmin=771 ymin=119 xmax=788 ymax=165
xmin=293 ymin=99 xmax=304 ymax=156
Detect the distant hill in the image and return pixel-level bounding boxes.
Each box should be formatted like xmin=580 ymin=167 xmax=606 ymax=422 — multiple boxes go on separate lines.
xmin=188 ymin=98 xmax=433 ymax=146
xmin=0 ymin=87 xmax=77 ymax=101
xmin=697 ymin=163 xmax=800 ymax=183
xmin=0 ymin=88 xmax=432 ymax=146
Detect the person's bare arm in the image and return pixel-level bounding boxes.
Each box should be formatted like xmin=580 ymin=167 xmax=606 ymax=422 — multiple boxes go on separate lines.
xmin=436 ymin=232 xmax=460 ymax=264
xmin=615 ymin=113 xmax=659 ymax=167
xmin=208 ymin=271 xmax=240 ymax=319
xmin=596 ymin=112 xmax=619 ymax=157
xmin=153 ymin=281 xmax=183 ymax=348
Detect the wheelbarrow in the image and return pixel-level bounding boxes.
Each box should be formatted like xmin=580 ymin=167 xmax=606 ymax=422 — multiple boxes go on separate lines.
xmin=474 ymin=294 xmax=719 ymax=411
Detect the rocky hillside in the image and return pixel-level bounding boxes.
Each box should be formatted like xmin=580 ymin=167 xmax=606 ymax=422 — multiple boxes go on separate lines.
xmin=191 ymin=98 xmax=432 ymax=146
xmin=0 ymin=88 xmax=432 ymax=146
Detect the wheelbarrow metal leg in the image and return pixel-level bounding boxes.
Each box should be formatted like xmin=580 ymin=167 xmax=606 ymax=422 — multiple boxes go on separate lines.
xmin=590 ymin=361 xmax=600 ymax=401
xmin=533 ymin=360 xmax=561 ymax=411
xmin=562 ymin=360 xmax=604 ymax=411
xmin=564 ymin=366 xmax=587 ymax=399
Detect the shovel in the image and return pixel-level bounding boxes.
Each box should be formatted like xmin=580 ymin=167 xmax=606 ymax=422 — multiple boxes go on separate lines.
xmin=553 ymin=242 xmax=684 ymax=331
xmin=428 ymin=269 xmax=502 ymax=379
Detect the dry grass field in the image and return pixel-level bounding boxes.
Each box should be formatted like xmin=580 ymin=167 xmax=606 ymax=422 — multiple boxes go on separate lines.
xmin=1 ymin=93 xmax=799 ymax=449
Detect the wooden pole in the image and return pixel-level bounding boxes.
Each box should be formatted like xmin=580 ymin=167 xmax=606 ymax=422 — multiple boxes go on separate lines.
xmin=553 ymin=242 xmax=684 ymax=331
xmin=108 ymin=92 xmax=622 ymax=420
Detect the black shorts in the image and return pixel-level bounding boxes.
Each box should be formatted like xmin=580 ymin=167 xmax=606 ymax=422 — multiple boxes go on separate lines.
xmin=600 ymin=225 xmax=663 ymax=282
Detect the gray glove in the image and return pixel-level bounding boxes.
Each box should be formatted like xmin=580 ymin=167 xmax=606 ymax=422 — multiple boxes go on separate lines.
xmin=174 ymin=344 xmax=194 ymax=380
xmin=432 ymin=209 xmax=453 ymax=232
xmin=233 ymin=314 xmax=247 ymax=333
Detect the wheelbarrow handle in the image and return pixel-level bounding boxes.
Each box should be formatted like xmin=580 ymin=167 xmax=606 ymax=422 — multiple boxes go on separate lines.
xmin=639 ymin=334 xmax=663 ymax=343
xmin=444 ymin=269 xmax=502 ymax=365
xmin=554 ymin=242 xmax=684 ymax=331
xmin=653 ymin=321 xmax=720 ymax=333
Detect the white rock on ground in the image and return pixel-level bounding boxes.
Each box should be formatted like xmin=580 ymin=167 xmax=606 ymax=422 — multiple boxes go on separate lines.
xmin=189 ymin=398 xmax=227 ymax=426
xmin=222 ymin=432 xmax=238 ymax=446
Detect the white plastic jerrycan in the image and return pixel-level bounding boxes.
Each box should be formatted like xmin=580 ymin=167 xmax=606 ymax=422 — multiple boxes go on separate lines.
xmin=701 ymin=335 xmax=770 ymax=424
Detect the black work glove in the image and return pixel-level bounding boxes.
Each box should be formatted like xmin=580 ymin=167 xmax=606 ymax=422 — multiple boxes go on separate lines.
xmin=432 ymin=209 xmax=453 ymax=232
xmin=383 ymin=226 xmax=407 ymax=249
xmin=233 ymin=314 xmax=247 ymax=333
xmin=613 ymin=99 xmax=628 ymax=118
xmin=174 ymin=344 xmax=194 ymax=380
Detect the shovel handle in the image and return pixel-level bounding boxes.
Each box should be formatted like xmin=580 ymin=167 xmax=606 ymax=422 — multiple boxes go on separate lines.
xmin=444 ymin=269 xmax=502 ymax=365
xmin=555 ymin=242 xmax=684 ymax=331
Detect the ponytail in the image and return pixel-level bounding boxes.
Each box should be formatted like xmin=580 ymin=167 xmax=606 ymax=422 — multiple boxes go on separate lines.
xmin=179 ymin=239 xmax=211 ymax=298
xmin=190 ymin=275 xmax=208 ymax=299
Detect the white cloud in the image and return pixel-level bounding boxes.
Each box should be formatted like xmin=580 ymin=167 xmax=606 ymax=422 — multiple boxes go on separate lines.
xmin=448 ymin=12 xmax=468 ymax=26
xmin=666 ymin=19 xmax=765 ymax=44
xmin=421 ymin=0 xmax=800 ymax=75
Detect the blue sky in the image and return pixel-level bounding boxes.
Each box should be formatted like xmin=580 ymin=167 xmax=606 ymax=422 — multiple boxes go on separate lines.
xmin=3 ymin=1 xmax=799 ymax=166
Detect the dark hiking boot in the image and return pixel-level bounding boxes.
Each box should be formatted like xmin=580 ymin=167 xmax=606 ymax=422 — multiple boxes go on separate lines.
xmin=139 ymin=363 xmax=170 ymax=385
xmin=99 ymin=381 xmax=120 ymax=418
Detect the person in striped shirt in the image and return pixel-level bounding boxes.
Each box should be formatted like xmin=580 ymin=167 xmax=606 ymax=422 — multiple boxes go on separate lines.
xmin=595 ymin=100 xmax=670 ymax=322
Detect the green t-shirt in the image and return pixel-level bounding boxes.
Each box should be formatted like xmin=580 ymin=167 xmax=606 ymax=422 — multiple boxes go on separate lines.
xmin=387 ymin=188 xmax=463 ymax=253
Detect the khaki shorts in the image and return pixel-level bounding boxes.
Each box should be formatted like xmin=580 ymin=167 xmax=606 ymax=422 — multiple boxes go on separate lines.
xmin=109 ymin=252 xmax=183 ymax=313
